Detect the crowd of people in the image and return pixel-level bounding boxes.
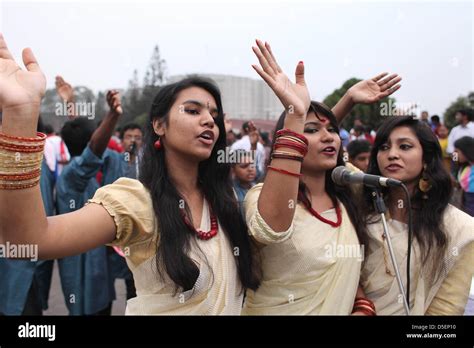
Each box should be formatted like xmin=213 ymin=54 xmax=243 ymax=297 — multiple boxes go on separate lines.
xmin=0 ymin=35 xmax=473 ymax=316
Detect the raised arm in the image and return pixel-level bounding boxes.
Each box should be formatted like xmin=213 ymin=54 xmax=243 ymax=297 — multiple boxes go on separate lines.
xmin=0 ymin=34 xmax=116 ymax=259
xmin=331 ymin=72 xmax=402 ymax=125
xmin=89 ymin=90 xmax=122 ymax=157
xmin=55 ymin=75 xmax=77 ymax=119
xmin=251 ymin=39 xmax=310 ymax=232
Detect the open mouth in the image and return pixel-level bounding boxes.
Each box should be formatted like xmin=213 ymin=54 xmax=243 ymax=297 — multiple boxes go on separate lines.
xmin=198 ymin=130 xmax=215 ymax=145
xmin=321 ymin=146 xmax=336 ymax=155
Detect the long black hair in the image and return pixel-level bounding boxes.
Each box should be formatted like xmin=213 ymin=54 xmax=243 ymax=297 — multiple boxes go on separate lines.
xmin=271 ymin=101 xmax=368 ymax=249
xmin=139 ymin=77 xmax=261 ymax=293
xmin=363 ymin=116 xmax=451 ymax=272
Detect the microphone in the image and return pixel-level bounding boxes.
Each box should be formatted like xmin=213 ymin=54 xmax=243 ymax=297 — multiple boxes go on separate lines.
xmin=331 ymin=166 xmax=403 ymax=188
xmin=128 ymin=140 xmax=136 ymax=155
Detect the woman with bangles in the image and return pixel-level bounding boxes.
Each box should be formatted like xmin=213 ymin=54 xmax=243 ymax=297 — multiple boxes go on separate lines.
xmin=242 ymin=39 xmax=401 ymax=315
xmin=0 ymin=34 xmax=261 ymax=315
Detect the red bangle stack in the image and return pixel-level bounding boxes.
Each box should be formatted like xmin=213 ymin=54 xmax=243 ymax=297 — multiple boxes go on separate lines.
xmin=267 ymin=128 xmax=308 ymax=178
xmin=0 ymin=132 xmax=46 ymax=190
xmin=352 ymin=297 xmax=376 ymax=316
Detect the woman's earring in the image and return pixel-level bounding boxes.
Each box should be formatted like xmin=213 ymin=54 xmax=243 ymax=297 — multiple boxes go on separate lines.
xmin=154 ymin=137 xmax=162 ymax=150
xmin=418 ymin=164 xmax=432 ymax=199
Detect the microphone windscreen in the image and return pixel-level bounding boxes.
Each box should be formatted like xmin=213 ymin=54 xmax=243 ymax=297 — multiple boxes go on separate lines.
xmin=331 ymin=166 xmax=347 ymax=185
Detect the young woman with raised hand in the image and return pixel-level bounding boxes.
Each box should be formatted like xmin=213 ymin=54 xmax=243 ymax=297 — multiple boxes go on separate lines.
xmin=242 ymin=39 xmax=401 ymax=315
xmin=0 ymin=34 xmax=260 ymax=315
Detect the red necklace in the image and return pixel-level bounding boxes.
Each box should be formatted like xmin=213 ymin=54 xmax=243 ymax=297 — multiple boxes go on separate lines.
xmin=298 ymin=191 xmax=342 ymax=228
xmin=180 ymin=207 xmax=218 ymax=240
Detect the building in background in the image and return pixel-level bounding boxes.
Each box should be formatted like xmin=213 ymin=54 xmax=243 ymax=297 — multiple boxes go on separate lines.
xmin=168 ymin=74 xmax=283 ymax=121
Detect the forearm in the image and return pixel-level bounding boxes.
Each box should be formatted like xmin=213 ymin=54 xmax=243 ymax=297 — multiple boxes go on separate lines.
xmin=0 ymin=185 xmax=49 ymax=248
xmin=0 ymin=108 xmax=49 ymax=246
xmin=257 ymin=117 xmax=304 ymax=232
xmin=89 ymin=111 xmax=119 ymax=157
xmin=331 ymin=92 xmax=354 ymax=126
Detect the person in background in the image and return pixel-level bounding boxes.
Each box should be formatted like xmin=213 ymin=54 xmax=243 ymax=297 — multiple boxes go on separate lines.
xmin=55 ymin=90 xmax=125 ymax=315
xmin=454 ymin=136 xmax=474 ymax=216
xmin=231 ymin=121 xmax=266 ymax=179
xmin=430 ymin=115 xmax=441 ymax=136
xmin=347 ymin=139 xmax=371 ymax=172
xmin=420 ymin=110 xmax=431 ymax=126
xmin=232 ymin=150 xmax=257 ymax=216
xmin=120 ymin=123 xmax=143 ymax=179
xmin=364 ymin=125 xmax=375 ymax=144
xmin=259 ymin=131 xmax=272 ymax=169
xmin=43 ymin=123 xmax=71 ymax=180
xmin=436 ymin=124 xmax=451 ymax=173
xmin=447 ymin=108 xmax=474 ymax=155
xmin=227 ymin=129 xmax=236 ymax=146
xmin=112 ymin=127 xmax=122 ymax=147
xmin=223 ymin=113 xmax=236 ymax=146
xmin=339 ymin=127 xmax=350 ymax=149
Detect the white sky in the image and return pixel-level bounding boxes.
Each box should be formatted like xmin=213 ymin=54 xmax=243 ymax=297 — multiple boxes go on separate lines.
xmin=1 ymin=0 xmax=472 ymax=116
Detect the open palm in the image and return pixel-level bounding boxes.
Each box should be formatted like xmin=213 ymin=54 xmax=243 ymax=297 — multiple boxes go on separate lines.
xmin=349 ymin=72 xmax=402 ymax=104
xmin=0 ymin=34 xmax=46 ymax=112
xmin=252 ymin=40 xmax=310 ymax=119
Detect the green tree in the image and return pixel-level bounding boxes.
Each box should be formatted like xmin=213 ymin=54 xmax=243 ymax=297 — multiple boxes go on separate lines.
xmin=443 ymin=93 xmax=473 ymax=129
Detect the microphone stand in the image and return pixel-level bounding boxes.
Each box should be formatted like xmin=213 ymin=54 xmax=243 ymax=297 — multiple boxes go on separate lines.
xmin=371 ymin=188 xmax=410 ymax=315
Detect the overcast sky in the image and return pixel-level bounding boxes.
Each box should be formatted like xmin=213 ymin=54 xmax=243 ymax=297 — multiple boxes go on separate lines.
xmin=1 ymin=0 xmax=472 ymax=116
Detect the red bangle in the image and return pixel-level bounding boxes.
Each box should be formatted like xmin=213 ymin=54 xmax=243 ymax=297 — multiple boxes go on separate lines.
xmin=276 ymin=129 xmax=309 ymax=145
xmin=0 ymin=168 xmax=41 ymax=181
xmin=274 ymin=141 xmax=308 ymax=156
xmin=352 ymin=307 xmax=376 ymax=316
xmin=0 ymin=179 xmax=40 ymax=190
xmin=354 ymin=297 xmax=376 ymax=310
xmin=267 ymin=166 xmax=302 ymax=178
xmin=271 ymin=154 xmax=304 ymax=162
xmin=0 ymin=132 xmax=47 ymax=143
xmin=0 ymin=143 xmax=44 ymax=153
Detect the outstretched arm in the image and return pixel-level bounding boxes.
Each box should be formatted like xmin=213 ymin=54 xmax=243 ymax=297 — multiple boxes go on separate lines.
xmin=331 ymin=72 xmax=402 ymax=125
xmin=0 ymin=34 xmax=116 ymax=259
xmin=251 ymin=39 xmax=310 ymax=232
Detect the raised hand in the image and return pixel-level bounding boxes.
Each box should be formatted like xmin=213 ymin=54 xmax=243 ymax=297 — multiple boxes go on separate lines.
xmin=106 ymin=90 xmax=123 ymax=116
xmin=248 ymin=121 xmax=259 ymax=149
xmin=0 ymin=34 xmax=46 ymax=136
xmin=55 ymin=75 xmax=74 ymax=102
xmin=251 ymin=40 xmax=310 ymax=120
xmin=348 ymin=72 xmax=402 ymax=104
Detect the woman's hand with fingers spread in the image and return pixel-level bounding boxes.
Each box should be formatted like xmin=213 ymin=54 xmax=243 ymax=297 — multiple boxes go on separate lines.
xmin=0 ymin=34 xmax=46 ymax=136
xmin=348 ymin=72 xmax=402 ymax=104
xmin=251 ymin=39 xmax=310 ymax=122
